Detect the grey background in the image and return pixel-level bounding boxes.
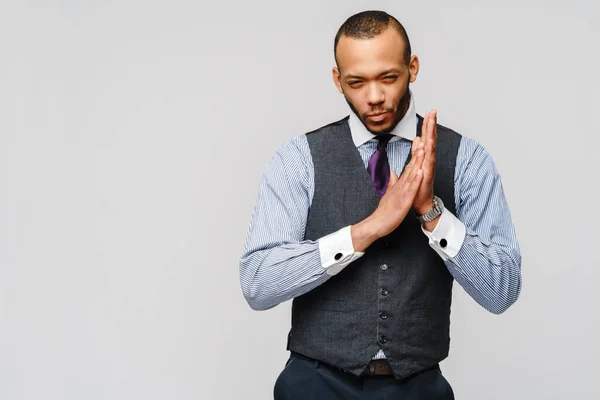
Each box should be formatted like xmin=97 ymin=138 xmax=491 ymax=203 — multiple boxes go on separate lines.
xmin=0 ymin=0 xmax=599 ymax=399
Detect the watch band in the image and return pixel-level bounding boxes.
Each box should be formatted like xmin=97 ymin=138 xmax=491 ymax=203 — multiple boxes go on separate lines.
xmin=416 ymin=196 xmax=444 ymax=223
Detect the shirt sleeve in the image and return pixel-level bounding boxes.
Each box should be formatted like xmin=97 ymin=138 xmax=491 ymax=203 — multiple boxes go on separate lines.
xmin=239 ymin=136 xmax=363 ymax=311
xmin=421 ymin=208 xmax=467 ymax=259
xmin=319 ymin=226 xmax=365 ymax=275
xmin=424 ymin=137 xmax=522 ymax=314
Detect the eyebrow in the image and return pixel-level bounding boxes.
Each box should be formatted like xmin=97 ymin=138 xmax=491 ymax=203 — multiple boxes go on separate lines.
xmin=345 ymin=69 xmax=402 ymax=80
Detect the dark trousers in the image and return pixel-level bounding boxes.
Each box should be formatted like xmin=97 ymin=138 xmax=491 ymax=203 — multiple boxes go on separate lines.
xmin=274 ymin=353 xmax=455 ymax=400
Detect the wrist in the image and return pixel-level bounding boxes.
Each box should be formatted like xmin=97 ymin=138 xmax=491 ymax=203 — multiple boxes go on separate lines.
xmin=351 ymin=216 xmax=382 ymax=252
xmin=415 ymin=198 xmax=434 ymax=216
xmin=415 ymin=195 xmax=445 ymax=224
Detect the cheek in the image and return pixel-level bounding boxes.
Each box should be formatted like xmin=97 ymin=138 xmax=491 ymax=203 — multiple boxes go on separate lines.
xmin=347 ymin=92 xmax=367 ymax=110
xmin=389 ymin=84 xmax=408 ymax=106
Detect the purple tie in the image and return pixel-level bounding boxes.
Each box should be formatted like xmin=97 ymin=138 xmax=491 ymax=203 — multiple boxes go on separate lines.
xmin=367 ymin=134 xmax=394 ymax=198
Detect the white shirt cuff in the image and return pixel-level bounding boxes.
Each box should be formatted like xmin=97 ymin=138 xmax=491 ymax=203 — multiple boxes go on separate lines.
xmin=421 ymin=208 xmax=466 ymax=261
xmin=318 ymin=226 xmax=365 ymax=276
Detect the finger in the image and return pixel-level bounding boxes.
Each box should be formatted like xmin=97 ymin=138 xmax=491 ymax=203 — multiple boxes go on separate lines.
xmin=410 ymin=137 xmax=417 ymax=159
xmin=421 ymin=112 xmax=430 ymax=143
xmin=422 ymin=141 xmax=436 ymax=181
xmin=424 ymin=142 xmax=435 ymax=170
xmin=430 ymin=110 xmax=437 ymax=146
xmin=410 ymin=169 xmax=424 ymax=194
xmin=408 ymin=137 xmax=424 ymax=166
xmin=428 ymin=110 xmax=436 ymax=139
xmin=424 ymin=110 xmax=437 ymax=165
xmin=422 ymin=148 xmax=435 ymax=183
xmin=415 ymin=147 xmax=426 ymax=168
xmin=402 ymin=143 xmax=426 ymax=183
xmin=409 ymin=139 xmax=422 ymax=171
xmin=403 ymin=169 xmax=424 ymax=206
xmin=415 ymin=136 xmax=424 ymax=151
xmin=406 ymin=149 xmax=425 ymax=182
xmin=388 ymin=170 xmax=399 ymax=187
xmin=426 ymin=121 xmax=436 ymax=159
xmin=410 ymin=136 xmax=423 ymax=160
xmin=405 ymin=146 xmax=423 ymax=172
xmin=383 ymin=171 xmax=396 ymax=198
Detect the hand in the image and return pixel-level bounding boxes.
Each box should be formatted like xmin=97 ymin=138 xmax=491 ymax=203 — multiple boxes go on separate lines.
xmin=351 ymin=138 xmax=425 ymax=251
xmin=413 ymin=110 xmax=438 ymax=215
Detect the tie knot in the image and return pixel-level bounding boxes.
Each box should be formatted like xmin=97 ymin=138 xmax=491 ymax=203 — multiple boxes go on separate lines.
xmin=375 ymin=134 xmax=394 ymax=150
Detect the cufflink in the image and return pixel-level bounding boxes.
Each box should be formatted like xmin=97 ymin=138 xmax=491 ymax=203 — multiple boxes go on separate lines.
xmin=440 ymin=239 xmax=447 ymax=248
xmin=334 ymin=253 xmax=343 ymax=260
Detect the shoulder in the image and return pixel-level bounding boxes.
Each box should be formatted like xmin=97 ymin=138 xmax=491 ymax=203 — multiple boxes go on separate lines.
xmin=458 ymin=135 xmax=497 ymax=167
xmin=430 ymin=118 xmax=498 ymax=180
xmin=269 ymin=116 xmax=349 ymax=168
xmin=433 ymin=119 xmax=491 ymax=165
xmin=434 ymin=121 xmax=464 ymax=156
xmin=453 ymin=134 xmax=502 ymax=187
xmin=436 ymin=121 xmax=462 ymax=138
xmin=261 ymin=135 xmax=310 ymax=182
xmin=303 ymin=116 xmax=351 ymax=157
xmin=305 ymin=116 xmax=350 ymax=135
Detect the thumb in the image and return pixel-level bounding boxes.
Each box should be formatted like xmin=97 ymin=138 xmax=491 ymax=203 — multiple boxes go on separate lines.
xmin=388 ymin=170 xmax=399 ymax=188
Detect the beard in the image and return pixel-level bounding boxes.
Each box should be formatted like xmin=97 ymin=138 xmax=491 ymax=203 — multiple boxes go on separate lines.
xmin=344 ymin=80 xmax=411 ymax=135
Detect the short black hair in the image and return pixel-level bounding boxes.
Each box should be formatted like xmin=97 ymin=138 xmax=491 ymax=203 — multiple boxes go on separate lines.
xmin=334 ymin=10 xmax=412 ymax=66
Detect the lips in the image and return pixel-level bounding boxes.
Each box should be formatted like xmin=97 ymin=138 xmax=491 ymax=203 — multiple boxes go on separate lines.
xmin=366 ymin=112 xmax=390 ymax=122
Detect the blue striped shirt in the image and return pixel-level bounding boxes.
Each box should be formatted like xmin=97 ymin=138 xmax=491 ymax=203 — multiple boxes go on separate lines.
xmin=239 ymin=110 xmax=522 ymax=356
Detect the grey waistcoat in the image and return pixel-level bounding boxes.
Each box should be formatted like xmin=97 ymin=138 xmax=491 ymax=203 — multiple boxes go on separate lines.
xmin=286 ymin=115 xmax=462 ymax=380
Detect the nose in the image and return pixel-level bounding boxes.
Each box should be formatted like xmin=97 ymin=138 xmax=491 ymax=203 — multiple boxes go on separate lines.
xmin=366 ymin=82 xmax=385 ymax=106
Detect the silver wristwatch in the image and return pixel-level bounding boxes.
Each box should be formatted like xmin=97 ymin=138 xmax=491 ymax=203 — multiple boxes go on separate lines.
xmin=416 ymin=196 xmax=444 ymax=223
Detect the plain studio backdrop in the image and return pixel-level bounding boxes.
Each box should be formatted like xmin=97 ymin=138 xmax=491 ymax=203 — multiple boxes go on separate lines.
xmin=1 ymin=0 xmax=599 ymax=399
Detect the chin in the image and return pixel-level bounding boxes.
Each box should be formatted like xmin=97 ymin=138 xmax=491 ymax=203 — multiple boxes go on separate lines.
xmin=366 ymin=121 xmax=394 ymax=134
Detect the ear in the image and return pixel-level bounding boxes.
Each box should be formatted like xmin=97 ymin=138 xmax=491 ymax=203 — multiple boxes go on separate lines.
xmin=332 ymin=66 xmax=343 ymax=94
xmin=408 ymin=55 xmax=420 ymax=83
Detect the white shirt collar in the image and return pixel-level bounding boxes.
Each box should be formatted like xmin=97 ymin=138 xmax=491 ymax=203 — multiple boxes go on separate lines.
xmin=348 ymin=90 xmax=417 ymax=147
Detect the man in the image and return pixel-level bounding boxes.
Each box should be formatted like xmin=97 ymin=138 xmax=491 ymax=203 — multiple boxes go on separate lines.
xmin=239 ymin=10 xmax=521 ymax=400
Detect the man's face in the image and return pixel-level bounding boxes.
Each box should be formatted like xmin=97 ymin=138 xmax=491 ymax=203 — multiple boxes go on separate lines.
xmin=333 ymin=28 xmax=419 ymax=135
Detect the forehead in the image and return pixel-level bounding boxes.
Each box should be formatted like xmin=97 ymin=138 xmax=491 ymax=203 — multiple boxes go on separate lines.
xmin=336 ymin=28 xmax=406 ymax=75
